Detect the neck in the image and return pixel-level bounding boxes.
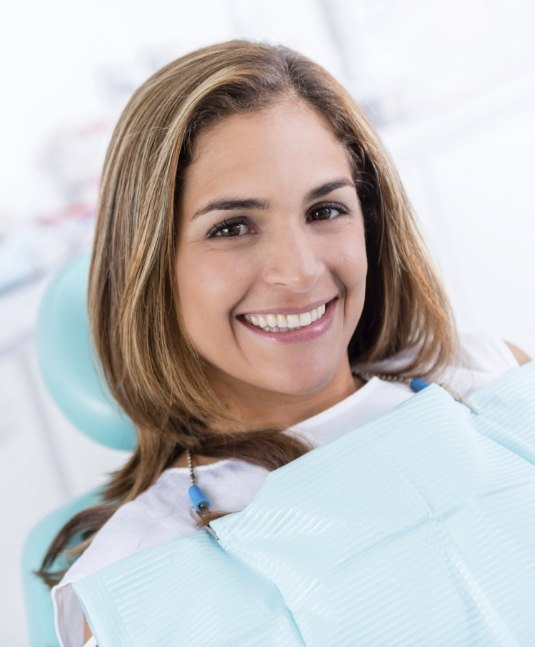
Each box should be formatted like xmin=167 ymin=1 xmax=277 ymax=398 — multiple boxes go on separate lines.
xmin=173 ymin=363 xmax=363 ymax=469
xmin=207 ymin=366 xmax=363 ymax=431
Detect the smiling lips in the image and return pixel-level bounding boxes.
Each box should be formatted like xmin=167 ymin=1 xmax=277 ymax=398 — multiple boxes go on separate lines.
xmin=242 ymin=302 xmax=329 ymax=333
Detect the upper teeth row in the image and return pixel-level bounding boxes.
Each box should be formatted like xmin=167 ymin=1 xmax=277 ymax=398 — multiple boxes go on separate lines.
xmin=243 ymin=303 xmax=327 ymax=331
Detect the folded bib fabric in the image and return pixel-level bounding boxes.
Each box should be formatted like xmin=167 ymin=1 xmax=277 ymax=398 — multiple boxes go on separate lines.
xmin=74 ymin=362 xmax=535 ymax=646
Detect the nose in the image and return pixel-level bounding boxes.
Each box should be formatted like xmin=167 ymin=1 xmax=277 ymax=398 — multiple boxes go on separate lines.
xmin=261 ymin=226 xmax=324 ymax=292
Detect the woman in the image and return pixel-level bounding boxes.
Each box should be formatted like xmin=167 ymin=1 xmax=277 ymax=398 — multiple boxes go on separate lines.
xmin=40 ymin=40 xmax=531 ymax=646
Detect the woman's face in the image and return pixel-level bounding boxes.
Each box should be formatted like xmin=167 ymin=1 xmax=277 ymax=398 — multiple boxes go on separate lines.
xmin=176 ymin=99 xmax=367 ymax=420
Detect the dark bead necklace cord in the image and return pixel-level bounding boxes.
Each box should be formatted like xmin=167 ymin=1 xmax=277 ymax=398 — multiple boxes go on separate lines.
xmin=357 ymin=372 xmax=479 ymax=415
xmin=186 ymin=451 xmax=218 ymax=539
xmin=357 ymin=371 xmax=431 ymax=393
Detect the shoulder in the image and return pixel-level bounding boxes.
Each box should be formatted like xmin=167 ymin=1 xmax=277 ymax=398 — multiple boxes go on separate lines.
xmin=361 ymin=332 xmax=523 ymax=379
xmin=52 ymin=469 xmax=195 ymax=646
xmin=504 ymin=340 xmax=531 ymax=365
xmin=69 ymin=469 xmax=196 ymax=582
xmin=52 ymin=458 xmax=268 ymax=645
xmin=462 ymin=332 xmax=513 ymax=360
xmin=434 ymin=332 xmax=529 ymax=395
xmin=453 ymin=332 xmax=530 ymax=372
xmin=359 ymin=332 xmax=527 ymax=396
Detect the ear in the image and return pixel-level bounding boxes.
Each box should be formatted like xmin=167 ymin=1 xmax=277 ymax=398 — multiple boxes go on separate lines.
xmin=504 ymin=340 xmax=531 ymax=366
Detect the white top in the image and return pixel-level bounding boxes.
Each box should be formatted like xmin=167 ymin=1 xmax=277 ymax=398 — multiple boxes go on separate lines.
xmin=52 ymin=333 xmax=519 ymax=647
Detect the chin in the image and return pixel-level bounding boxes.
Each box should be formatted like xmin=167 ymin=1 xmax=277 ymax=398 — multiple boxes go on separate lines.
xmin=257 ymin=371 xmax=337 ymax=398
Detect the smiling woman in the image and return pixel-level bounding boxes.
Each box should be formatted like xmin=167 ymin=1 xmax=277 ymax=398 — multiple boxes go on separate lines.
xmin=38 ymin=40 xmax=532 ymax=647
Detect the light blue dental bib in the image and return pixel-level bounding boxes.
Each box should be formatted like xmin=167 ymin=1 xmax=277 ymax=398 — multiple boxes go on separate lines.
xmin=74 ymin=363 xmax=535 ymax=646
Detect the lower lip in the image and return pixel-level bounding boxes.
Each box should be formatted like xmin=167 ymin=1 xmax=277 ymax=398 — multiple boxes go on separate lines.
xmin=238 ymin=298 xmax=338 ymax=344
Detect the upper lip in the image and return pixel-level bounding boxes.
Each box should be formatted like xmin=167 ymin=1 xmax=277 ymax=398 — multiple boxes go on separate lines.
xmin=238 ymin=297 xmax=337 ymax=317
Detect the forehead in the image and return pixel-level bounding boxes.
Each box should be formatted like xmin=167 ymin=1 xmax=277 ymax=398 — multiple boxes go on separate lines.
xmin=180 ymin=99 xmax=354 ymax=206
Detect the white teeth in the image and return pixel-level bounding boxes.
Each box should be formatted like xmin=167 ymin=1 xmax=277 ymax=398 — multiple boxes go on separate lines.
xmin=286 ymin=314 xmax=300 ymax=328
xmin=243 ymin=302 xmax=330 ymax=332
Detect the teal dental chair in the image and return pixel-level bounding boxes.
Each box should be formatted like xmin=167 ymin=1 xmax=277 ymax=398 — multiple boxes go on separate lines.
xmin=21 ymin=252 xmax=136 ymax=647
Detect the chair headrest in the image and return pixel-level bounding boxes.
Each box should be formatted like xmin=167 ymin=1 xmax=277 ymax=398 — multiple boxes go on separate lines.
xmin=36 ymin=252 xmax=136 ymax=450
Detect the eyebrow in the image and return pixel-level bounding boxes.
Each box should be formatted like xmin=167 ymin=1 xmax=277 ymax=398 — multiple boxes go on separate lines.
xmin=305 ymin=179 xmax=355 ymax=202
xmin=191 ymin=178 xmax=355 ymax=219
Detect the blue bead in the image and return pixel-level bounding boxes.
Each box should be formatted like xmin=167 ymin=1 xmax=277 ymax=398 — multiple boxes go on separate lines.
xmin=188 ymin=484 xmax=210 ymax=511
xmin=409 ymin=377 xmax=431 ymax=393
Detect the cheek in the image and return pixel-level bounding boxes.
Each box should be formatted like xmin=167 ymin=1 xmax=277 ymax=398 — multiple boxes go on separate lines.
xmin=175 ymin=250 xmax=251 ymax=329
xmin=336 ymin=231 xmax=368 ymax=287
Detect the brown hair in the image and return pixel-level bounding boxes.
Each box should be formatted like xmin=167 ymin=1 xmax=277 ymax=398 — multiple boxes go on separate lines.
xmin=39 ymin=39 xmax=456 ymax=585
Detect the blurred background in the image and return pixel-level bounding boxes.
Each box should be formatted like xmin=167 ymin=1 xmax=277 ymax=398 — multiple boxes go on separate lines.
xmin=1 ymin=0 xmax=534 ymax=643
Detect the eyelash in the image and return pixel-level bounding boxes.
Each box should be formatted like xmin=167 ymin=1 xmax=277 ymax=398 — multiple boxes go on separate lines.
xmin=206 ymin=202 xmax=350 ymax=239
xmin=308 ymin=202 xmax=349 ymax=222
xmin=206 ymin=217 xmax=251 ymax=239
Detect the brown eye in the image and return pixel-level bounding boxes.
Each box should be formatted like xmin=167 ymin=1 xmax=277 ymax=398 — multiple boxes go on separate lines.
xmin=207 ymin=218 xmax=250 ymax=238
xmin=308 ymin=203 xmax=348 ymax=222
